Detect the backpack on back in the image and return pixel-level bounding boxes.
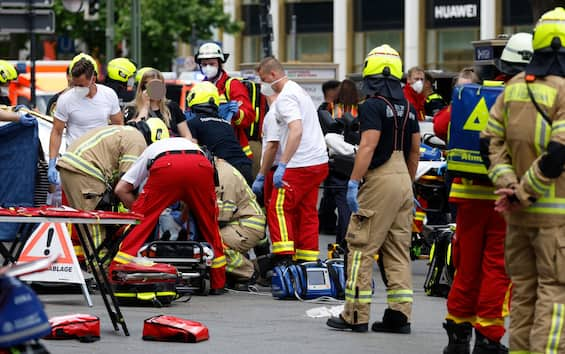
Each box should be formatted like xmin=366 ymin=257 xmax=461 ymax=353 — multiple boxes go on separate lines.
xmin=225 ymin=77 xmax=267 ymax=141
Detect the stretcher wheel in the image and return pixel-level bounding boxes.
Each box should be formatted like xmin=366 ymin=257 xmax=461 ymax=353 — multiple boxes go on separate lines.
xmin=196 ymin=278 xmax=210 ymax=296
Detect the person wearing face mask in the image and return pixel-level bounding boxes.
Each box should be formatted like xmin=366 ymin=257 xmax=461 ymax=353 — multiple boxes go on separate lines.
xmin=48 ymin=53 xmax=123 ymax=186
xmin=195 ymin=42 xmax=256 ymax=166
xmin=403 ymin=66 xmax=426 ymax=121
xmin=254 ymin=56 xmax=329 ymax=265
xmin=123 ymin=69 xmax=192 ymax=140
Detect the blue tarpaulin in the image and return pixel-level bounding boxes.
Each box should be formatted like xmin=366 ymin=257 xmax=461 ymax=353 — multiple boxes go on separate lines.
xmin=0 ymin=121 xmax=39 ymax=240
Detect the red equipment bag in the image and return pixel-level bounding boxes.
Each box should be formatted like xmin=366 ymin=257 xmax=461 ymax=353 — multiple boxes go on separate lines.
xmin=142 ymin=315 xmax=209 ymax=343
xmin=44 ymin=314 xmax=100 ymax=343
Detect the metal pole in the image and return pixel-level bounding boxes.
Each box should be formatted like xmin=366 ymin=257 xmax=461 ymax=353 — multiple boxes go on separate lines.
xmin=28 ymin=0 xmax=36 ymax=108
xmin=105 ymin=0 xmax=114 ymax=62
xmin=131 ymin=0 xmax=141 ymax=65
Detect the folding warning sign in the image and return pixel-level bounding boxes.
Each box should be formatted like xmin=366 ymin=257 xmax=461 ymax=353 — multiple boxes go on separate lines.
xmin=18 ymin=222 xmax=86 ymax=285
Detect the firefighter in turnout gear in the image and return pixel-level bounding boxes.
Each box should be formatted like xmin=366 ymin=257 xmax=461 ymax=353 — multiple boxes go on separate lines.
xmin=56 ymin=126 xmax=147 ymax=252
xmin=195 ymin=42 xmax=256 ymax=164
xmin=442 ymin=33 xmax=533 ymax=354
xmin=481 ymin=7 xmax=565 ymax=353
xmin=326 ymin=44 xmax=420 ymax=333
xmin=215 ymin=158 xmax=267 ymax=286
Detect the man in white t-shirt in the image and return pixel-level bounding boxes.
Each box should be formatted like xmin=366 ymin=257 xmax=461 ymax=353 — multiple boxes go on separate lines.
xmin=255 ymin=57 xmax=329 ymax=263
xmin=48 ymin=55 xmax=123 ymax=185
xmin=111 ymin=137 xmax=227 ymax=294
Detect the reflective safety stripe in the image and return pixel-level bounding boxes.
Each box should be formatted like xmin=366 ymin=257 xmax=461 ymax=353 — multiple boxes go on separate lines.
xmin=242 ymin=144 xmax=253 ymax=157
xmin=386 ymin=289 xmax=414 ymax=303
xmin=488 ymin=164 xmax=515 ymax=185
xmin=295 ymin=249 xmax=319 ymax=261
xmin=445 ymin=313 xmax=476 ymax=324
xmin=346 ymin=251 xmax=362 ymax=303
xmin=114 ymin=292 xmax=176 ymax=301
xmin=75 ymin=127 xmax=121 ymax=155
xmin=272 ymin=241 xmax=294 ymax=253
xmin=61 ymin=152 xmax=106 ymax=183
xmin=486 ymin=117 xmax=505 ymax=137
xmin=91 ymin=224 xmax=102 ymax=250
xmin=504 ymin=83 xmax=557 ymax=108
xmin=475 ymin=316 xmax=505 ymax=328
xmin=414 ymin=211 xmax=425 ymax=220
xmin=120 ymin=154 xmax=139 ymax=164
xmin=275 ymin=188 xmax=289 ymax=242
xmin=211 ymin=255 xmax=226 ymax=268
xmin=535 ymin=113 xmax=551 ymax=155
xmin=527 ymin=199 xmax=565 ymax=214
xmin=74 ymin=245 xmax=84 ymax=256
xmin=447 ymin=148 xmax=488 ymax=176
xmin=552 ymin=120 xmax=565 ymax=137
xmin=524 ymin=168 xmax=552 ymax=196
xmin=233 ymin=109 xmax=245 ymax=125
xmin=114 ymin=251 xmax=135 ymax=264
xmin=545 ymin=303 xmax=565 ymax=354
xmin=345 ymin=288 xmax=372 ymax=303
xmin=449 ymin=182 xmax=497 ymax=201
xmin=225 ymin=249 xmax=243 ymax=272
xmin=502 ymin=283 xmax=512 ymax=317
xmin=239 ymin=216 xmax=266 ymax=231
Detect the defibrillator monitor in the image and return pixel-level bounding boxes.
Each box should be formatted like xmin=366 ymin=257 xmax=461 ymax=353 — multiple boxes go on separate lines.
xmin=306 ymin=267 xmax=331 ymax=291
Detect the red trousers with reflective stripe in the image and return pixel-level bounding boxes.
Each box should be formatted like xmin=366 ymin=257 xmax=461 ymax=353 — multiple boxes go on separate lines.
xmin=267 ymin=163 xmax=328 ymax=260
xmin=118 ymin=154 xmax=226 ymax=290
xmin=446 ymin=199 xmax=510 ymax=341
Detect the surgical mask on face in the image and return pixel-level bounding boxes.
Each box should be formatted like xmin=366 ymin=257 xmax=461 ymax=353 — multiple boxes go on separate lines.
xmin=201 ymin=65 xmax=218 ymax=79
xmin=412 ymin=79 xmax=424 ymax=94
xmin=261 ymin=76 xmax=285 ymax=97
xmin=73 ymin=86 xmax=90 ymax=99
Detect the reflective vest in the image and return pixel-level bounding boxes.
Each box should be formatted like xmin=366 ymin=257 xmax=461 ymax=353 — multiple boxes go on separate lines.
xmin=448 ymin=177 xmax=497 ymax=202
xmin=447 ymin=82 xmax=504 ymax=178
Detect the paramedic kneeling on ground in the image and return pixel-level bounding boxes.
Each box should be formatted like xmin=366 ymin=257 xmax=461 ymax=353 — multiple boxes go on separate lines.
xmin=327 ymin=44 xmax=420 ymax=333
xmin=111 ymin=137 xmax=227 ymax=294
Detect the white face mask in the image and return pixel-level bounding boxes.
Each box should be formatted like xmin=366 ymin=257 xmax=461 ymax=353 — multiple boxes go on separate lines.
xmin=412 ymin=79 xmax=424 ymax=94
xmin=261 ymin=76 xmax=285 ymax=97
xmin=73 ymin=86 xmax=90 ymax=99
xmin=201 ymin=65 xmax=218 ymax=79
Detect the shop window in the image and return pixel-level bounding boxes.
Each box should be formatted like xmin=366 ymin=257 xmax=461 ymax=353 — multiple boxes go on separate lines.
xmin=426 ymin=28 xmax=478 ymax=72
xmin=286 ymin=33 xmax=332 ymax=62
xmin=242 ymin=36 xmax=262 ymax=63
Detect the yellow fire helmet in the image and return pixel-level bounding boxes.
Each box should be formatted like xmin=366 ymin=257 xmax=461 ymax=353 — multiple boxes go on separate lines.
xmin=186 ymin=81 xmax=220 ymax=108
xmin=131 ymin=117 xmax=170 ymax=145
xmin=532 ymin=7 xmax=565 ymax=51
xmin=107 ymin=57 xmax=137 ymax=82
xmin=135 ymin=67 xmax=155 ymax=84
xmin=69 ymin=52 xmax=99 ymax=76
xmin=362 ymin=44 xmax=403 ymax=80
xmin=0 ymin=60 xmax=17 ymax=83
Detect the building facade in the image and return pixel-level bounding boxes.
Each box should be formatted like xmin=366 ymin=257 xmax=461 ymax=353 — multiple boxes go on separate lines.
xmin=220 ymin=0 xmax=534 ymax=79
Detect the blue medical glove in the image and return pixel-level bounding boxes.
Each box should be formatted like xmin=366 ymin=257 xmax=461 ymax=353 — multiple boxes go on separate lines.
xmin=346 ymin=180 xmax=360 ymax=213
xmin=17 ymin=111 xmax=36 ymax=126
xmin=48 ymin=158 xmax=60 ymax=185
xmin=14 ymin=104 xmax=29 ymax=112
xmin=218 ymin=101 xmax=239 ymax=123
xmin=273 ymin=163 xmax=287 ymax=188
xmin=252 ymin=173 xmax=265 ymax=195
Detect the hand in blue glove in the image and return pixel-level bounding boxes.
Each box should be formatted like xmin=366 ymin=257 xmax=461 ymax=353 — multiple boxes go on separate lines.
xmin=48 ymin=158 xmax=60 ymax=185
xmin=346 ymin=180 xmax=360 ymax=213
xmin=218 ymin=101 xmax=239 ymax=123
xmin=252 ymin=173 xmax=265 ymax=195
xmin=17 ymin=111 xmax=36 ymax=126
xmin=273 ymin=163 xmax=287 ymax=188
xmin=14 ymin=104 xmax=29 ymax=112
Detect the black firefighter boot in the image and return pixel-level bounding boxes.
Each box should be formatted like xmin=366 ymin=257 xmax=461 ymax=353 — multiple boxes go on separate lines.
xmin=371 ymin=308 xmax=411 ymax=334
xmin=472 ymin=329 xmax=508 ymax=354
xmin=443 ymin=320 xmax=472 ymax=354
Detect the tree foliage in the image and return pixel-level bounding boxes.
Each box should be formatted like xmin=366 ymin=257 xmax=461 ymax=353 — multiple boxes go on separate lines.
xmin=53 ymin=0 xmax=242 ymax=70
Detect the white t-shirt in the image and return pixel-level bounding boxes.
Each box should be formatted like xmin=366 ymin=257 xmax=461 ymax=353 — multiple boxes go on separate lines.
xmin=54 ymin=84 xmax=121 ymax=145
xmin=261 ymin=99 xmax=282 ymax=166
xmin=122 ymin=137 xmax=202 ymax=188
xmin=274 ymin=80 xmax=328 ymax=168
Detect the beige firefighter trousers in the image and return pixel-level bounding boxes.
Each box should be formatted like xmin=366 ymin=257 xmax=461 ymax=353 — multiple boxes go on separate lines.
xmin=505 ymin=223 xmax=565 ymax=354
xmin=59 ymin=169 xmax=107 ymax=253
xmin=221 ymin=223 xmax=264 ymax=280
xmin=341 ymin=152 xmax=414 ymax=325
